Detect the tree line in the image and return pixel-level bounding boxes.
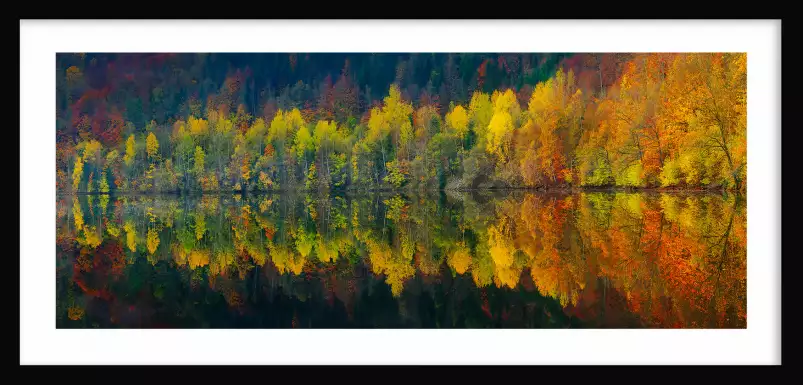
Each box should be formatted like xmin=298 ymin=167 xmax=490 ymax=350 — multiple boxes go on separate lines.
xmin=57 ymin=53 xmax=746 ymax=194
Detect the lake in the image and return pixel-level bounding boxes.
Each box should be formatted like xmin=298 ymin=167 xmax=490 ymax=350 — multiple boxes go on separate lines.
xmin=56 ymin=191 xmax=746 ymax=328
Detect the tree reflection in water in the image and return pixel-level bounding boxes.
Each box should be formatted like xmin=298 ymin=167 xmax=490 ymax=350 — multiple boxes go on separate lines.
xmin=56 ymin=191 xmax=745 ymax=328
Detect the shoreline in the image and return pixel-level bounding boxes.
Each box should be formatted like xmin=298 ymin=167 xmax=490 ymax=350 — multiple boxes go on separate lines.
xmin=57 ymin=186 xmax=741 ymax=196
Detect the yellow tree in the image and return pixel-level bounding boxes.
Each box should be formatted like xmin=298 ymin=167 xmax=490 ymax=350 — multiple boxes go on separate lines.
xmin=486 ymin=89 xmax=520 ymax=164
xmin=445 ymin=104 xmax=469 ymax=149
xmin=312 ymin=119 xmax=339 ymax=183
xmin=188 ymin=116 xmax=209 ymax=136
xmin=383 ymin=85 xmax=415 ymax=154
xmin=369 ymin=85 xmax=414 ymax=163
xmin=486 ymin=112 xmax=514 ymax=163
xmin=515 ymin=70 xmax=578 ymax=186
xmin=146 ymin=132 xmax=159 ymax=162
xmin=268 ymin=108 xmax=305 ymax=186
xmin=468 ymin=91 xmax=493 ymax=145
xmin=293 ymin=124 xmax=315 ymax=170
xmin=123 ymin=135 xmax=136 ymax=167
xmin=72 ymin=156 xmax=84 ymax=191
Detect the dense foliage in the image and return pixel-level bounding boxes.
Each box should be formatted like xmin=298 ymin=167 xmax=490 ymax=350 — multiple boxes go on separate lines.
xmin=57 ymin=53 xmax=746 ymax=193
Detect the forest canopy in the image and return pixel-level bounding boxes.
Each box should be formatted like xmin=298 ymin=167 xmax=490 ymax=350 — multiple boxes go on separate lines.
xmin=56 ymin=53 xmax=747 ymax=193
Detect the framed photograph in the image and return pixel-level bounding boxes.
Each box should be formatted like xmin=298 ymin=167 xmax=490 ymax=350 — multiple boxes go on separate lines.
xmin=20 ymin=19 xmax=782 ymax=365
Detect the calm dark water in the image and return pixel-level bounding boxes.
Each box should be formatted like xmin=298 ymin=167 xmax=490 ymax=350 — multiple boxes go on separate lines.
xmin=56 ymin=191 xmax=746 ymax=328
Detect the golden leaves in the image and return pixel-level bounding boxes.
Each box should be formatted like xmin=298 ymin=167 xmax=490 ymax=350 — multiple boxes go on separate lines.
xmin=188 ymin=116 xmax=209 ymax=136
xmin=445 ymin=105 xmax=469 ymax=138
xmin=188 ymin=250 xmax=210 ymax=269
xmin=67 ymin=306 xmax=84 ymax=320
xmin=123 ymin=135 xmax=136 ymax=167
xmin=124 ymin=220 xmax=137 ymax=252
xmin=146 ymin=132 xmax=159 ymax=161
xmin=486 ymin=111 xmax=514 ymax=163
xmin=72 ymin=156 xmax=84 ymax=191
xmin=447 ymin=245 xmax=472 ymax=275
xmin=146 ymin=227 xmax=160 ymax=255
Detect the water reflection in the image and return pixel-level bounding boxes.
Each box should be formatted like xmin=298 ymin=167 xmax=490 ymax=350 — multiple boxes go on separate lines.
xmin=56 ymin=191 xmax=746 ymax=328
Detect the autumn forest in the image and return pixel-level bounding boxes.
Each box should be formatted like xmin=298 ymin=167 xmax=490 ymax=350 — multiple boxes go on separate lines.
xmin=56 ymin=53 xmax=747 ymax=328
xmin=57 ymin=53 xmax=746 ymax=194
